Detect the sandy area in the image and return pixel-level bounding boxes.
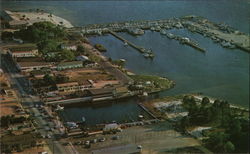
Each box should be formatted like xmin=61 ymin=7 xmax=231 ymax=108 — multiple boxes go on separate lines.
xmin=5 ymin=10 xmax=73 ymax=28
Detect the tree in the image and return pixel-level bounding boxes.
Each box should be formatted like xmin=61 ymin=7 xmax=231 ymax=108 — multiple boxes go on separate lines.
xmin=37 ymin=39 xmax=60 ymax=55
xmin=224 ymin=141 xmax=235 ymax=153
xmin=77 ymin=45 xmax=86 ymax=53
xmin=43 ymin=74 xmax=55 ymax=85
xmin=60 ymin=49 xmax=75 ymax=61
xmin=205 ymin=132 xmax=229 ymax=152
xmin=1 ymin=31 xmax=13 ymax=41
xmin=55 ymin=74 xmax=69 ymax=83
xmin=201 ymin=97 xmax=210 ymax=108
xmin=16 ymin=144 xmax=23 ymax=152
xmin=14 ymin=21 xmax=66 ymax=43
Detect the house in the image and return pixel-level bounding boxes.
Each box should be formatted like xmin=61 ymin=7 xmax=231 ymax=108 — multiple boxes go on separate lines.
xmin=60 ymin=44 xmax=77 ymax=51
xmin=9 ymin=45 xmax=39 ymax=58
xmin=57 ymin=61 xmax=83 ymax=71
xmin=17 ymin=62 xmax=52 ymax=72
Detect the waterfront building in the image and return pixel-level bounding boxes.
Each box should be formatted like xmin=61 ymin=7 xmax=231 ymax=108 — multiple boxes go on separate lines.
xmin=103 ymin=123 xmax=120 ymax=132
xmin=57 ymin=61 xmax=83 ymax=70
xmin=86 ymin=88 xmax=114 ymax=99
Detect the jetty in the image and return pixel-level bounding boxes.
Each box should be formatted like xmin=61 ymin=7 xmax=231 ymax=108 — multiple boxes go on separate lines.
xmin=108 ymin=30 xmax=155 ymax=58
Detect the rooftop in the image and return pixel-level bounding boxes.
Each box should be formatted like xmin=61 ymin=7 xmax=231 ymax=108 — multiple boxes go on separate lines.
xmin=56 ymin=82 xmax=79 ymax=87
xmin=87 ymin=88 xmax=114 ymax=95
xmin=10 ymin=45 xmax=37 ymax=52
xmin=16 ymin=57 xmax=44 ymax=62
xmin=18 ymin=62 xmax=52 ymax=67
xmin=57 ymin=61 xmax=83 ymax=67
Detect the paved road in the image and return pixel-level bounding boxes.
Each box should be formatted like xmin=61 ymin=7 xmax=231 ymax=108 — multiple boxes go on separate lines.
xmin=1 ymin=54 xmax=69 ymax=154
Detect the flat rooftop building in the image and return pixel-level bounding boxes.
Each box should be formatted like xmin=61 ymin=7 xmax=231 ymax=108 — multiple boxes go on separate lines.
xmin=17 ymin=62 xmax=52 ymax=72
xmin=9 ymin=45 xmax=39 ymax=58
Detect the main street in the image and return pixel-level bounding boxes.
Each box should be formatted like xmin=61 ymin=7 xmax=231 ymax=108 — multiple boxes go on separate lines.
xmin=1 ymin=54 xmax=70 ymax=154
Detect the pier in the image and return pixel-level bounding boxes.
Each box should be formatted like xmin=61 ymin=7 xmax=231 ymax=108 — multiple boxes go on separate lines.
xmin=138 ymin=103 xmax=158 ymax=120
xmin=108 ymin=30 xmax=154 ymax=58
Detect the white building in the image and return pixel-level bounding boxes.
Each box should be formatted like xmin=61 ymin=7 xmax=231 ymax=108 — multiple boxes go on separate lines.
xmin=9 ymin=46 xmax=39 ymax=58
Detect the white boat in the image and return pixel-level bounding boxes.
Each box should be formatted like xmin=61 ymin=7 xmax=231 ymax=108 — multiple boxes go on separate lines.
xmin=124 ymin=42 xmax=128 ymax=46
xmin=139 ymin=115 xmax=144 ymax=118
xmin=160 ymin=29 xmax=167 ymax=35
xmin=167 ymin=33 xmax=175 ymax=39
xmin=56 ymin=105 xmax=64 ymax=111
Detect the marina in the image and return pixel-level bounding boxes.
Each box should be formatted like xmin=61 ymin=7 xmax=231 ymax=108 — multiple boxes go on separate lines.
xmin=69 ymin=16 xmax=249 ymax=53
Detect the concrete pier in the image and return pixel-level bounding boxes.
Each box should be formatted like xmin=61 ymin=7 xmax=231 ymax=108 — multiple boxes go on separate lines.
xmin=108 ymin=30 xmax=154 ymax=58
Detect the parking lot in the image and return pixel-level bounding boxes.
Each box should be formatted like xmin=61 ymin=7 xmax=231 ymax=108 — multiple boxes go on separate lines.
xmin=63 ymin=121 xmax=202 ymax=154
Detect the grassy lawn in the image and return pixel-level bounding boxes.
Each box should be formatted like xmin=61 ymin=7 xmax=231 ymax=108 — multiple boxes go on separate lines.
xmin=129 ymin=74 xmax=174 ymax=91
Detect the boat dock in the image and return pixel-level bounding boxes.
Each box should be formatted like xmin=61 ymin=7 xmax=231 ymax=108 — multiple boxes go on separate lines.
xmin=108 ymin=30 xmax=154 ymax=58
xmin=138 ymin=103 xmax=158 ymax=120
xmin=68 ymin=15 xmax=249 ymax=53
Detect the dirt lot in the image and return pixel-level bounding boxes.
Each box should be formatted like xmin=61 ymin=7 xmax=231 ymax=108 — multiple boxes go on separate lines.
xmin=64 ymin=121 xmax=205 ymax=154
xmin=58 ymin=68 xmax=116 ymax=83
xmin=0 ymin=102 xmax=20 ymax=117
xmin=13 ymin=145 xmax=52 ymax=154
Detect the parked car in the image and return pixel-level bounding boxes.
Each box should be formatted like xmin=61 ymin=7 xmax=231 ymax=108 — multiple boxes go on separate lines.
xmin=98 ymin=137 xmax=106 ymax=142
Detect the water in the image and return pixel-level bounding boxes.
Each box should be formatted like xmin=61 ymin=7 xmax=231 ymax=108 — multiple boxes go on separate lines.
xmin=1 ymin=1 xmax=249 ymax=123
xmin=58 ymin=99 xmax=153 ymax=125
xmin=89 ymin=29 xmax=249 ymax=107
